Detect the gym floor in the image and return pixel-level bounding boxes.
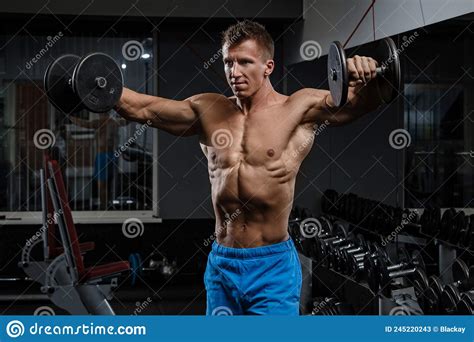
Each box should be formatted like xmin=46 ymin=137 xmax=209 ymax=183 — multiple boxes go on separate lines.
xmin=0 ymin=1 xmax=473 ymax=317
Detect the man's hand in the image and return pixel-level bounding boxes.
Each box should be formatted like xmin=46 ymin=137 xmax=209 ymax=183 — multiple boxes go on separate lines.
xmin=346 ymin=55 xmax=378 ymax=86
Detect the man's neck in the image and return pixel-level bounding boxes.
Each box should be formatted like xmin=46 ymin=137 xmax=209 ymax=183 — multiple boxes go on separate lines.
xmin=237 ymin=80 xmax=278 ymax=114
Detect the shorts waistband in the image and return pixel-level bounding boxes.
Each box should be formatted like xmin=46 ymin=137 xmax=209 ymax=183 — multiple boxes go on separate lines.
xmin=211 ymin=238 xmax=295 ymax=259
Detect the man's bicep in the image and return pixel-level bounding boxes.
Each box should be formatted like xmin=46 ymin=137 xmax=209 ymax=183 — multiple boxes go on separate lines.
xmin=300 ymin=88 xmax=358 ymax=127
xmin=298 ymin=88 xmax=330 ymax=125
xmin=145 ymin=96 xmax=201 ymax=135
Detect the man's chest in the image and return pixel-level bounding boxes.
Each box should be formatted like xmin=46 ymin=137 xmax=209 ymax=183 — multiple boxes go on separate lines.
xmin=201 ymin=110 xmax=305 ymax=167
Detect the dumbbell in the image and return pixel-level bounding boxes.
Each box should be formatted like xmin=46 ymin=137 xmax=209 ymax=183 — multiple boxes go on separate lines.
xmin=421 ymin=208 xmax=473 ymax=249
xmin=44 ymin=53 xmax=123 ymax=114
xmin=414 ymin=259 xmax=473 ymax=315
xmin=288 ymin=207 xmax=313 ymax=255
xmin=364 ymin=248 xmax=428 ymax=297
xmin=430 ymin=259 xmax=473 ymax=315
xmin=311 ymin=297 xmax=354 ymax=315
xmin=327 ymin=235 xmax=372 ymax=273
xmin=338 ymin=242 xmax=390 ymax=278
xmin=327 ymin=37 xmax=401 ymax=107
xmin=311 ymin=223 xmax=362 ymax=268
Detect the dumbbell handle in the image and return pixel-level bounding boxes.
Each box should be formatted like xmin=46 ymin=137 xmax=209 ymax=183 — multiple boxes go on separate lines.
xmin=375 ymin=65 xmax=387 ymax=75
xmin=453 ymin=276 xmax=474 ymax=291
xmin=389 ymin=267 xmax=416 ymax=279
xmin=346 ymin=246 xmax=365 ymax=254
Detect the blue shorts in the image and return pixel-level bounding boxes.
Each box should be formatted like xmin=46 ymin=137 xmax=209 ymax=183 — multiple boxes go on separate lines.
xmin=94 ymin=152 xmax=116 ymax=181
xmin=204 ymin=238 xmax=302 ymax=315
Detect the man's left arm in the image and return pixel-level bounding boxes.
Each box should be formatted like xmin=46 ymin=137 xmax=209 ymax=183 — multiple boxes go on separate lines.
xmin=300 ymin=55 xmax=383 ymax=127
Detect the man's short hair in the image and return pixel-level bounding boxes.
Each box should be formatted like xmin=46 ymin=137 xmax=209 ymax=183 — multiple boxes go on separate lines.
xmin=221 ymin=20 xmax=274 ymax=60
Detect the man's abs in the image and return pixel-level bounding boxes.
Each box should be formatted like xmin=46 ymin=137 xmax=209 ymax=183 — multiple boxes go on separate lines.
xmin=210 ymin=160 xmax=295 ymax=248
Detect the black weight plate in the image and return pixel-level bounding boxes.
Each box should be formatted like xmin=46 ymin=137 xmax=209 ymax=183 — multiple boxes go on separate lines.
xmin=429 ymin=275 xmax=444 ymax=297
xmin=364 ymin=256 xmax=380 ymax=293
xmin=461 ymin=292 xmax=474 ymax=307
xmin=440 ymin=208 xmax=456 ymax=240
xmin=44 ymin=54 xmax=83 ymax=114
xmin=450 ymin=211 xmax=466 ymax=244
xmin=424 ymin=287 xmax=439 ymax=314
xmin=440 ymin=289 xmax=457 ymax=314
xmin=411 ymin=250 xmax=426 ymax=271
xmin=327 ymin=41 xmax=348 ymax=107
xmin=456 ymin=299 xmax=474 ymax=314
xmin=375 ymin=37 xmax=401 ymax=104
xmin=420 ymin=207 xmax=432 ymax=235
xmin=444 ymin=283 xmax=461 ymax=302
xmin=72 ymin=52 xmax=123 ymax=113
xmin=452 ymin=258 xmax=469 ymax=282
xmin=432 ymin=207 xmax=441 ymax=232
xmin=411 ymin=268 xmax=429 ymax=290
xmin=333 ymin=222 xmax=348 ymax=239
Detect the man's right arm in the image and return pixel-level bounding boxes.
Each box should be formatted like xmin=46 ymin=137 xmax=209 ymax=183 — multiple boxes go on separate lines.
xmin=114 ymin=88 xmax=202 ymax=136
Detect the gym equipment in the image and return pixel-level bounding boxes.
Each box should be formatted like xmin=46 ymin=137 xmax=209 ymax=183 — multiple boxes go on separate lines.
xmin=44 ymin=53 xmax=123 ymax=114
xmin=41 ymin=159 xmax=129 ymax=315
xmin=420 ymin=208 xmax=473 ymax=249
xmin=327 ymin=37 xmax=401 ymax=107
xmin=311 ymin=296 xmax=354 ymax=315
xmin=364 ymin=248 xmax=427 ymax=297
xmin=414 ymin=259 xmax=473 ymax=315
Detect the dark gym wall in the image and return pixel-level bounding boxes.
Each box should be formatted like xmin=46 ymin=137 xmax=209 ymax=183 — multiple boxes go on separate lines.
xmin=0 ymin=0 xmax=302 ymax=18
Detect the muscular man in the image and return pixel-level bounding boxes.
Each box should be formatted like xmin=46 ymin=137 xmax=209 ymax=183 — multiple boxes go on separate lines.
xmin=114 ymin=20 xmax=382 ymax=315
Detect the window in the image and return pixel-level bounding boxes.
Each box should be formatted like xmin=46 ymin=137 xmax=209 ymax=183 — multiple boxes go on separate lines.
xmin=403 ymin=23 xmax=473 ymax=208
xmin=0 ymin=32 xmax=159 ymax=221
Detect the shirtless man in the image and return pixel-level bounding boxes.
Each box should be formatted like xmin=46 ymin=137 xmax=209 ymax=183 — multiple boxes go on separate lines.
xmin=114 ymin=20 xmax=382 ymax=315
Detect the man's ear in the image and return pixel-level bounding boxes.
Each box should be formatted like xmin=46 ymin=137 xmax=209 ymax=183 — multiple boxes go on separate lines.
xmin=264 ymin=59 xmax=274 ymax=77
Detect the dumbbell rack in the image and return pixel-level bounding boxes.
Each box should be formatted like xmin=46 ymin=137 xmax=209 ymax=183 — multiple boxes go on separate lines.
xmin=311 ymin=263 xmax=378 ymax=314
xmin=311 ymin=215 xmax=426 ymax=315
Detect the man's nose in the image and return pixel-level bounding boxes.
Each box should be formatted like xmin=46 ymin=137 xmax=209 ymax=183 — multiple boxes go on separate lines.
xmin=230 ymin=63 xmax=242 ymax=78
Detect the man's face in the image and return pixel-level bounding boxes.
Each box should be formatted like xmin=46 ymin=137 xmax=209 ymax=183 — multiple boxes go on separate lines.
xmin=222 ymin=39 xmax=273 ymax=99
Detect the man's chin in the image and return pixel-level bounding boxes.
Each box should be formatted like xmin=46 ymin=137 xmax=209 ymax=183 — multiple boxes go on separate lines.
xmin=234 ymin=91 xmax=249 ymax=99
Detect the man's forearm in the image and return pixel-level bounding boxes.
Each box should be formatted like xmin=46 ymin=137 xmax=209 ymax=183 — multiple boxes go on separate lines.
xmin=114 ymin=88 xmax=154 ymax=124
xmin=346 ymin=80 xmax=382 ymax=115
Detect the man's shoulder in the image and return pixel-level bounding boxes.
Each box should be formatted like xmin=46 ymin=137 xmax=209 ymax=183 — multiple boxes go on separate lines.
xmin=289 ymin=88 xmax=325 ymax=100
